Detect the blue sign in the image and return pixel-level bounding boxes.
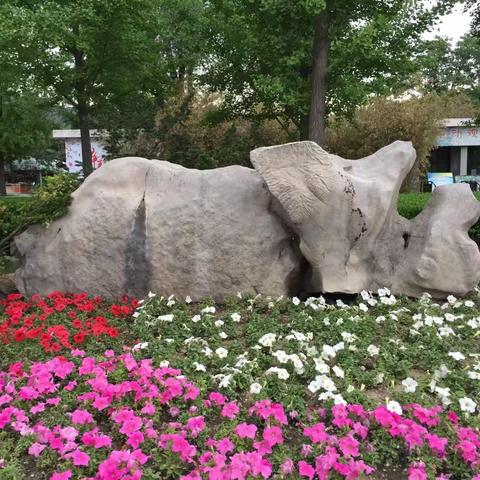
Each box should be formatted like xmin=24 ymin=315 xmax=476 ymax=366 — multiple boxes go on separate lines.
xmin=427 ymin=172 xmax=454 ymax=189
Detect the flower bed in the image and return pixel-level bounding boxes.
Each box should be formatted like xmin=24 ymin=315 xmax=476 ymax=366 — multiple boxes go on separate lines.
xmin=1 ymin=289 xmax=480 ymax=478
xmin=130 ymin=291 xmax=480 ymax=421
xmin=0 ymin=292 xmax=137 ymax=368
xmin=0 ymin=350 xmax=479 ymax=479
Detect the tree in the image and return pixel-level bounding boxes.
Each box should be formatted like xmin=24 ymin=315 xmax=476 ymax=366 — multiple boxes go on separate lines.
xmin=0 ymin=93 xmax=53 ymax=195
xmin=416 ymin=35 xmax=480 ymax=99
xmin=203 ymin=0 xmax=455 ymax=146
xmin=0 ymin=0 xmax=187 ymax=176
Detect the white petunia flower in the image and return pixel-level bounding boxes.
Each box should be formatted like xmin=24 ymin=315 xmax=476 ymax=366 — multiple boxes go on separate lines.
xmin=148 ymin=291 xmax=156 ymax=298
xmin=258 ymin=333 xmax=277 ymax=347
xmin=132 ymin=342 xmax=149 ymax=351
xmin=273 ymin=350 xmax=289 ymax=363
xmin=367 ymin=344 xmax=379 ymax=356
xmin=192 ymin=315 xmax=201 ymax=323
xmin=448 ymin=351 xmax=465 ymax=361
xmin=314 ymin=358 xmax=330 ymax=373
xmin=375 ymin=315 xmax=386 ymax=323
xmin=193 ymin=362 xmax=206 ymax=372
xmin=459 ymin=397 xmax=477 ymax=413
xmin=185 ymin=296 xmax=192 ymax=304
xmin=292 ymin=297 xmax=301 ymax=306
xmin=266 ymin=367 xmax=290 ymax=380
xmin=250 ymin=382 xmax=262 ymax=394
xmin=322 ymin=344 xmax=336 ymax=359
xmin=332 ymin=393 xmax=347 ymax=405
xmin=447 ymin=295 xmax=457 ymax=304
xmin=360 ymin=290 xmax=370 ymax=301
xmin=434 ymin=386 xmax=452 ymax=406
xmin=333 ymin=342 xmax=345 ymax=352
xmin=218 ymin=374 xmax=233 ymax=388
xmin=401 ymin=377 xmax=418 ymax=393
xmin=386 ymin=400 xmax=402 ymax=415
xmin=374 ymin=373 xmax=384 ymax=385
xmin=308 ymin=374 xmax=337 ymax=393
xmin=201 ymin=306 xmax=216 ymax=314
xmin=341 ymin=331 xmax=356 ymax=343
xmin=381 ymin=295 xmax=396 ymax=305
xmin=231 ymin=312 xmax=241 ymax=322
xmin=202 ymin=346 xmax=213 ymax=357
xmin=159 ymin=360 xmax=170 ymax=367
xmin=215 ymin=347 xmax=228 ymax=358
xmin=359 ymin=303 xmax=368 ymax=312
xmin=464 ymin=300 xmax=475 ymax=307
xmin=214 ymin=320 xmax=224 ymax=327
xmin=219 ymin=332 xmax=228 ymax=339
xmin=332 ymin=366 xmax=345 ymax=379
xmin=378 ymin=287 xmax=390 ymax=297
xmin=158 ymin=314 xmax=174 ymax=322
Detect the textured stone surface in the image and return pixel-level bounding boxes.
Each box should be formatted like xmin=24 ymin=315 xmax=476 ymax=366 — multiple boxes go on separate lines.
xmin=252 ymin=141 xmax=480 ymax=298
xmin=15 ymin=158 xmax=301 ymax=300
xmin=15 ymin=141 xmax=480 ymax=300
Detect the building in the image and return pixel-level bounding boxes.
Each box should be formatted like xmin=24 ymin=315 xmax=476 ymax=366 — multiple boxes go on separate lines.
xmin=52 ymin=130 xmax=108 ymax=173
xmin=430 ymin=118 xmax=480 ymax=178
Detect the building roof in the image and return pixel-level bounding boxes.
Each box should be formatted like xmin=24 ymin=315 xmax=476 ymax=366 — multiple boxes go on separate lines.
xmin=52 ymin=129 xmax=106 ymax=139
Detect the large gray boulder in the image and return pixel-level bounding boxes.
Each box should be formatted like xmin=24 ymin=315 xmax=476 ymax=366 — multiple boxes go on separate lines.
xmin=15 ymin=159 xmax=301 ymax=300
xmin=14 ymin=141 xmax=480 ymax=300
xmin=252 ymin=141 xmax=480 ymax=298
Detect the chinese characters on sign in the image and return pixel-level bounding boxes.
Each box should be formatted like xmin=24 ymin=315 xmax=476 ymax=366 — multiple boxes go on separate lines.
xmin=436 ymin=127 xmax=480 ymax=147
xmin=65 ymin=139 xmax=107 ymax=173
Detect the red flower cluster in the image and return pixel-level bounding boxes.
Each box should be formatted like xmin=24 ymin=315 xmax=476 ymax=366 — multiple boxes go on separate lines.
xmin=0 ymin=291 xmax=137 ymax=353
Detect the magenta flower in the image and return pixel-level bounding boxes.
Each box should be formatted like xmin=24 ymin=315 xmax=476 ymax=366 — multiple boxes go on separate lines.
xmin=235 ymin=423 xmax=257 ymax=439
xmin=298 ymin=460 xmax=315 ymax=479
xmin=71 ymin=449 xmax=90 ymax=467
xmin=221 ymin=401 xmax=240 ymax=419
xmin=50 ymin=471 xmax=72 ymax=480
xmin=70 ymin=409 xmax=93 ymax=425
xmin=28 ymin=443 xmax=46 ymax=457
xmin=408 ymin=462 xmax=427 ymax=480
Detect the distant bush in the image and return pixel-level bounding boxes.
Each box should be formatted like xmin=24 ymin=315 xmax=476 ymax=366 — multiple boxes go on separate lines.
xmin=326 ymin=93 xmax=479 ymax=192
xmin=398 ymin=192 xmax=480 ymax=246
xmin=0 ymin=173 xmax=79 ymax=255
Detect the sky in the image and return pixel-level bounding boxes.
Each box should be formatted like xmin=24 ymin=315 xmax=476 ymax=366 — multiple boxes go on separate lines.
xmin=424 ymin=2 xmax=472 ymax=44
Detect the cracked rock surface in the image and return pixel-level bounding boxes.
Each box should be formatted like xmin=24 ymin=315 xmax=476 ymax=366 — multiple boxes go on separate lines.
xmin=14 ymin=142 xmax=480 ymax=300
xmin=15 ymin=158 xmax=301 ymax=300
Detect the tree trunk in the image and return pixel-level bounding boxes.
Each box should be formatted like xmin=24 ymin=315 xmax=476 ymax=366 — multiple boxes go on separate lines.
xmin=308 ymin=10 xmax=331 ymax=147
xmin=78 ymin=101 xmax=93 ymax=177
xmin=0 ymin=159 xmax=6 ymax=196
xmin=72 ymin=25 xmax=93 ymax=177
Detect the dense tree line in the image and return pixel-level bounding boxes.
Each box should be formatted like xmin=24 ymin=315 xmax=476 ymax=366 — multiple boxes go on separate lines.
xmin=0 ymin=0 xmax=479 ymax=195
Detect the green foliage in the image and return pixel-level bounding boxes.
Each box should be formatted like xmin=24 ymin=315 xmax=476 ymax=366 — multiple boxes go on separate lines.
xmin=0 ymin=173 xmax=80 ymax=255
xmin=203 ymin=0 xmax=455 ymax=136
xmin=416 ymin=34 xmax=480 ymax=102
xmin=326 ymin=93 xmax=479 ymax=191
xmin=111 ymin=93 xmax=292 ymax=169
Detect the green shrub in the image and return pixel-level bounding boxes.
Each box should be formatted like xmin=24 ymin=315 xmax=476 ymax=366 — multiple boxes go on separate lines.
xmin=0 ymin=173 xmax=79 ymax=255
xmin=398 ymin=192 xmax=480 ymax=246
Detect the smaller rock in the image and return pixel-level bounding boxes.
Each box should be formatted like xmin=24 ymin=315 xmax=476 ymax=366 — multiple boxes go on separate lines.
xmin=0 ymin=274 xmax=17 ymax=297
